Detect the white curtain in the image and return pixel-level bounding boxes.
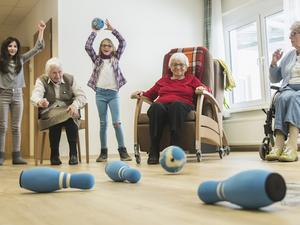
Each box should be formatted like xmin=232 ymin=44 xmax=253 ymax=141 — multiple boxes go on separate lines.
xmin=210 ymin=0 xmax=225 ymax=60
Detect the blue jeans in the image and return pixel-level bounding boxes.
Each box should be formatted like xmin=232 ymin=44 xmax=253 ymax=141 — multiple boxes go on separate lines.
xmin=95 ymin=88 xmax=125 ymax=149
xmin=0 ymin=88 xmax=23 ymax=153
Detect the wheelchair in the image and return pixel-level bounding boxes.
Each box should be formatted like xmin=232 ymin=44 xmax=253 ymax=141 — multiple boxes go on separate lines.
xmin=259 ymin=86 xmax=281 ymax=160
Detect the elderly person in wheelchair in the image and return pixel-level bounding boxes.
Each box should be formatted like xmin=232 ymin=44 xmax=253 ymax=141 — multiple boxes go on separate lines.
xmin=266 ymin=21 xmax=300 ymax=162
xmin=132 ymin=53 xmax=210 ymax=164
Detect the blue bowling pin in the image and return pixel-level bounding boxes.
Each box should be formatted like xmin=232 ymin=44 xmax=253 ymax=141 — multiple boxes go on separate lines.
xmin=105 ymin=161 xmax=141 ymax=183
xmin=198 ymin=169 xmax=286 ymax=209
xmin=20 ymin=167 xmax=95 ymax=193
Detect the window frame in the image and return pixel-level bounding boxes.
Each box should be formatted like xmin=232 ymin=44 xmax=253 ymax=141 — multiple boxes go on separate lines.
xmin=223 ymin=0 xmax=283 ymax=113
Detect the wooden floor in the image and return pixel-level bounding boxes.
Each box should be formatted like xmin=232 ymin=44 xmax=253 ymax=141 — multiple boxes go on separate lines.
xmin=0 ymin=152 xmax=299 ymax=225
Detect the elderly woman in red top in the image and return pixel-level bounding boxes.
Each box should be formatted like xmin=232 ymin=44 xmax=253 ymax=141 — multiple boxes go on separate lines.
xmin=132 ymin=53 xmax=209 ymax=164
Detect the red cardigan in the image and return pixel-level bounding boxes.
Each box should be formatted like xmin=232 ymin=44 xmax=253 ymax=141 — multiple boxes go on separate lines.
xmin=143 ymin=74 xmax=210 ymax=106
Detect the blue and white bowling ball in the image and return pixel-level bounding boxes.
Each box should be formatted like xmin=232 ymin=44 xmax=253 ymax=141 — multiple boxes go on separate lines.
xmin=160 ymin=146 xmax=186 ymax=173
xmin=91 ymin=18 xmax=104 ymax=30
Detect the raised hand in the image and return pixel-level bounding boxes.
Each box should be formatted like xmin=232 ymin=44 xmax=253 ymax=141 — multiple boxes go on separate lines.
xmin=37 ymin=20 xmax=46 ymax=32
xmin=271 ymin=48 xmax=283 ymax=66
xmin=105 ymin=19 xmax=114 ymax=31
xmin=37 ymin=20 xmax=46 ymax=41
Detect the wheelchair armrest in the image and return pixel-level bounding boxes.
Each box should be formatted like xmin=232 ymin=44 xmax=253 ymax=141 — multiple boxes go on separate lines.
xmin=270 ymin=85 xmax=280 ymax=91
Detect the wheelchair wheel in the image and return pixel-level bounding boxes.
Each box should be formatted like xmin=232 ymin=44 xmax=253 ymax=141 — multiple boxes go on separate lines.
xmin=259 ymin=143 xmax=271 ymax=160
xmin=134 ymin=144 xmax=141 ymax=164
xmin=135 ymin=154 xmax=141 ymax=164
xmin=196 ymin=151 xmax=202 ymax=162
xmin=218 ymin=148 xmax=224 ymax=159
xmin=224 ymin=146 xmax=230 ymax=155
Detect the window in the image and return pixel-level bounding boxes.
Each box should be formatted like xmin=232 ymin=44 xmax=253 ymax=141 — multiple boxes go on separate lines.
xmin=229 ymin=22 xmax=261 ymax=104
xmin=223 ymin=0 xmax=284 ymax=112
xmin=265 ymin=12 xmax=285 ymax=95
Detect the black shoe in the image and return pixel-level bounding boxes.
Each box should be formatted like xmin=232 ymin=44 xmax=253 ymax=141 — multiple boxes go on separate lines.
xmin=147 ymin=156 xmax=159 ymax=165
xmin=118 ymin=147 xmax=132 ymax=161
xmin=96 ymin=148 xmax=108 ymax=162
xmin=51 ymin=157 xmax=62 ymax=165
xmin=69 ymin=155 xmax=78 ymax=165
xmin=147 ymin=152 xmax=159 ymax=165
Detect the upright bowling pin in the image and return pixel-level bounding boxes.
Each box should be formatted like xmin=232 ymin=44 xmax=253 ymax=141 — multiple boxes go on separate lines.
xmin=105 ymin=161 xmax=141 ymax=183
xmin=20 ymin=167 xmax=95 ymax=193
xmin=197 ymin=169 xmax=286 ymax=209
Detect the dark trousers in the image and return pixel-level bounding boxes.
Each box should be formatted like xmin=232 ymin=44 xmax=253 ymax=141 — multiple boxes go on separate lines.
xmin=147 ymin=101 xmax=193 ymax=156
xmin=49 ymin=118 xmax=78 ymax=159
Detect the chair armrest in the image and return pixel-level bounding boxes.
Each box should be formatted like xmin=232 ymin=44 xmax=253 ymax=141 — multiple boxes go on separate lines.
xmin=195 ymin=89 xmax=221 ymax=113
xmin=131 ymin=91 xmax=153 ymax=104
xmin=132 ymin=95 xmax=153 ymax=145
xmin=139 ymin=96 xmax=153 ymax=105
xmin=194 ymin=89 xmax=224 ymax=147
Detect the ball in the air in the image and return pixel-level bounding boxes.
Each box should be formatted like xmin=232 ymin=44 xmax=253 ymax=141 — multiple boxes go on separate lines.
xmin=91 ymin=18 xmax=104 ymax=30
xmin=159 ymin=146 xmax=186 ymax=173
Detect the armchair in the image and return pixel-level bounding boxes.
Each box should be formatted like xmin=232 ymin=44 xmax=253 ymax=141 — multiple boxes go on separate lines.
xmin=131 ymin=47 xmax=229 ymax=164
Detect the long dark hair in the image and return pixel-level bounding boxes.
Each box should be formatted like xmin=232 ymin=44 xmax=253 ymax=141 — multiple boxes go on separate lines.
xmin=0 ymin=37 xmax=22 ymax=74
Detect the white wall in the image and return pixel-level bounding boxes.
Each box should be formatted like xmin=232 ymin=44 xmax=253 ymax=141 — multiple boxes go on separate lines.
xmin=222 ymin=0 xmax=257 ymax=15
xmin=12 ymin=0 xmax=58 ymax=56
xmin=57 ymin=0 xmax=204 ymax=156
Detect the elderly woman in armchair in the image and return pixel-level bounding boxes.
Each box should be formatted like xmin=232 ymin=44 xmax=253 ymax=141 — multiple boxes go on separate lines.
xmin=132 ymin=53 xmax=210 ymax=164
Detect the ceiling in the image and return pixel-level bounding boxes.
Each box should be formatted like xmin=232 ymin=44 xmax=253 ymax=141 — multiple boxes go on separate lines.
xmin=0 ymin=0 xmax=40 ymax=40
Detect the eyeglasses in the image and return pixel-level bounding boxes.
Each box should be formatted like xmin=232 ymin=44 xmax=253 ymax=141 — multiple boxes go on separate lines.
xmin=172 ymin=63 xmax=186 ymax=68
xmin=290 ymin=31 xmax=300 ymax=38
xmin=101 ymin=44 xmax=113 ymax=48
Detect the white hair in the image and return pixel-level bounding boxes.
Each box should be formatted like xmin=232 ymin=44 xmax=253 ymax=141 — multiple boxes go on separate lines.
xmin=168 ymin=52 xmax=189 ymax=68
xmin=290 ymin=21 xmax=300 ymax=33
xmin=45 ymin=57 xmax=63 ymax=76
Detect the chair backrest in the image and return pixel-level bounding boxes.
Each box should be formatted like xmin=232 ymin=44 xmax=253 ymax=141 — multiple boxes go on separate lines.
xmin=162 ymin=47 xmax=213 ymax=87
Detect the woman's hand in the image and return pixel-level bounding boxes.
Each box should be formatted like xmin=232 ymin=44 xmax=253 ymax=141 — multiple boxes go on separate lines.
xmin=37 ymin=20 xmax=46 ymax=41
xmin=105 ymin=19 xmax=114 ymax=31
xmin=37 ymin=98 xmax=49 ymax=108
xmin=271 ymin=48 xmax=283 ymax=66
xmin=67 ymin=105 xmax=79 ymax=118
xmin=196 ymin=86 xmax=206 ymax=93
xmin=131 ymin=91 xmax=143 ymax=99
xmin=37 ymin=20 xmax=46 ymax=32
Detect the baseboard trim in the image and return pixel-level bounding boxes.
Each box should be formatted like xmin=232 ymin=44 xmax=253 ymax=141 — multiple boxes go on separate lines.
xmin=229 ymin=145 xmax=260 ymax=152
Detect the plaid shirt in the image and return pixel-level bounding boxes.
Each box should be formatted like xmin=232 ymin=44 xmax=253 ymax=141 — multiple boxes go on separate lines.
xmin=85 ymin=29 xmax=127 ymax=91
